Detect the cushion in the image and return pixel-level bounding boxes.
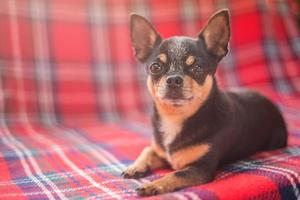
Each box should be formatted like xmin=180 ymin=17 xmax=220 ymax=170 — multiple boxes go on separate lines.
xmin=0 ymin=0 xmax=299 ymax=123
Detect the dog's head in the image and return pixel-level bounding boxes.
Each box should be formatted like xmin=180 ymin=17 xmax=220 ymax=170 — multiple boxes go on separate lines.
xmin=130 ymin=10 xmax=230 ymax=108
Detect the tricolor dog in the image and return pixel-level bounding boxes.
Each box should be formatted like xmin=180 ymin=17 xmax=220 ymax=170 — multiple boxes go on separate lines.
xmin=122 ymin=9 xmax=287 ymax=196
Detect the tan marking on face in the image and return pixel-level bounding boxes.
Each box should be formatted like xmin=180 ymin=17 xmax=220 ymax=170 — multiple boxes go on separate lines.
xmin=168 ymin=143 xmax=210 ymax=170
xmin=147 ymin=76 xmax=155 ymax=98
xmin=159 ymin=53 xmax=167 ymax=63
xmin=185 ymin=55 xmax=195 ymax=66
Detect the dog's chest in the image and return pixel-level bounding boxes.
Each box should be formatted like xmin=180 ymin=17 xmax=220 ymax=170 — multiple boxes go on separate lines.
xmin=157 ymin=117 xmax=210 ymax=170
xmin=159 ymin=117 xmax=183 ymax=149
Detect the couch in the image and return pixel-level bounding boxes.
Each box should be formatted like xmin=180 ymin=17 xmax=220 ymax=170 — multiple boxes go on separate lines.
xmin=0 ymin=0 xmax=300 ymax=199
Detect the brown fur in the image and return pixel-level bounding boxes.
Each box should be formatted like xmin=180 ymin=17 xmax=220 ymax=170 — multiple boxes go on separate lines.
xmin=151 ymin=140 xmax=210 ymax=170
xmin=159 ymin=53 xmax=167 ymax=63
xmin=151 ymin=140 xmax=166 ymax=159
xmin=168 ymin=144 xmax=210 ymax=170
xmin=122 ymin=146 xmax=168 ymax=178
xmin=137 ymin=168 xmax=205 ymax=196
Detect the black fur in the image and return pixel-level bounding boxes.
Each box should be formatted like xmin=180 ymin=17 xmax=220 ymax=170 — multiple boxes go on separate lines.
xmin=153 ymin=78 xmax=287 ymax=166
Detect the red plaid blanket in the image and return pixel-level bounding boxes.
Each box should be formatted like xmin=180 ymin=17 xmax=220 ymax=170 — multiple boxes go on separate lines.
xmin=0 ymin=0 xmax=300 ymax=199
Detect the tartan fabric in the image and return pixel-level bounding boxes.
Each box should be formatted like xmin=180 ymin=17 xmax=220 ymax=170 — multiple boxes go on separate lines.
xmin=0 ymin=89 xmax=300 ymax=200
xmin=0 ymin=0 xmax=300 ymax=199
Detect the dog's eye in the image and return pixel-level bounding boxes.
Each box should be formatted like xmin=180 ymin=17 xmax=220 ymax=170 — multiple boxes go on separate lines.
xmin=192 ymin=64 xmax=204 ymax=75
xmin=149 ymin=63 xmax=163 ymax=74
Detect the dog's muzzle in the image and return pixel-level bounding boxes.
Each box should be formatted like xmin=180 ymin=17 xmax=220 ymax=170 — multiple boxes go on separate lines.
xmin=164 ymin=75 xmax=184 ymax=100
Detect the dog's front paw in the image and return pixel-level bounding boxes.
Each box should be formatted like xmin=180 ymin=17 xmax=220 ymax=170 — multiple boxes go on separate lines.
xmin=136 ymin=183 xmax=164 ymax=196
xmin=121 ymin=165 xmax=149 ymax=179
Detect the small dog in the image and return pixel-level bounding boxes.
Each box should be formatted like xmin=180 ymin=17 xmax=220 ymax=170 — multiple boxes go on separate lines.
xmin=122 ymin=9 xmax=287 ymax=196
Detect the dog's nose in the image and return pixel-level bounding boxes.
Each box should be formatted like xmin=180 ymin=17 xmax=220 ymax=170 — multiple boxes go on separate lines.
xmin=166 ymin=75 xmax=183 ymax=87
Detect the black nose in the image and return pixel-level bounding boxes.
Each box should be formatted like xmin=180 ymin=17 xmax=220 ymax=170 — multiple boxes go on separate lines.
xmin=166 ymin=75 xmax=183 ymax=87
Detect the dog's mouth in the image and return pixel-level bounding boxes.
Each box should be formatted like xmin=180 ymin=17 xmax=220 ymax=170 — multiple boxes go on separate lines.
xmin=162 ymin=95 xmax=194 ymax=106
xmin=156 ymin=85 xmax=195 ymax=106
xmin=156 ymin=84 xmax=194 ymax=107
xmin=164 ymin=89 xmax=183 ymax=99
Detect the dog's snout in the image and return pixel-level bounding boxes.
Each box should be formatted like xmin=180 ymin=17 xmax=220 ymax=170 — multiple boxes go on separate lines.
xmin=166 ymin=75 xmax=183 ymax=87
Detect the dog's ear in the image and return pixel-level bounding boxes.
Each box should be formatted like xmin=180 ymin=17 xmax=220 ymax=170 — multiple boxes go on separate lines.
xmin=198 ymin=9 xmax=230 ymax=58
xmin=130 ymin=14 xmax=162 ymax=62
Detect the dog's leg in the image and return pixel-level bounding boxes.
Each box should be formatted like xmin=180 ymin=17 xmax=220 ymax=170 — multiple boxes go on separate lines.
xmin=136 ymin=158 xmax=217 ymax=196
xmin=122 ymin=146 xmax=168 ymax=178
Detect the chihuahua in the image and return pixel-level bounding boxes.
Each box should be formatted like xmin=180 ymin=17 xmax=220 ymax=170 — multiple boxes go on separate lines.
xmin=122 ymin=9 xmax=287 ymax=196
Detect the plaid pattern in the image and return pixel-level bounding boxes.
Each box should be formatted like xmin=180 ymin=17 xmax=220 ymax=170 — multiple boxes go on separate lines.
xmin=0 ymin=0 xmax=300 ymax=199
